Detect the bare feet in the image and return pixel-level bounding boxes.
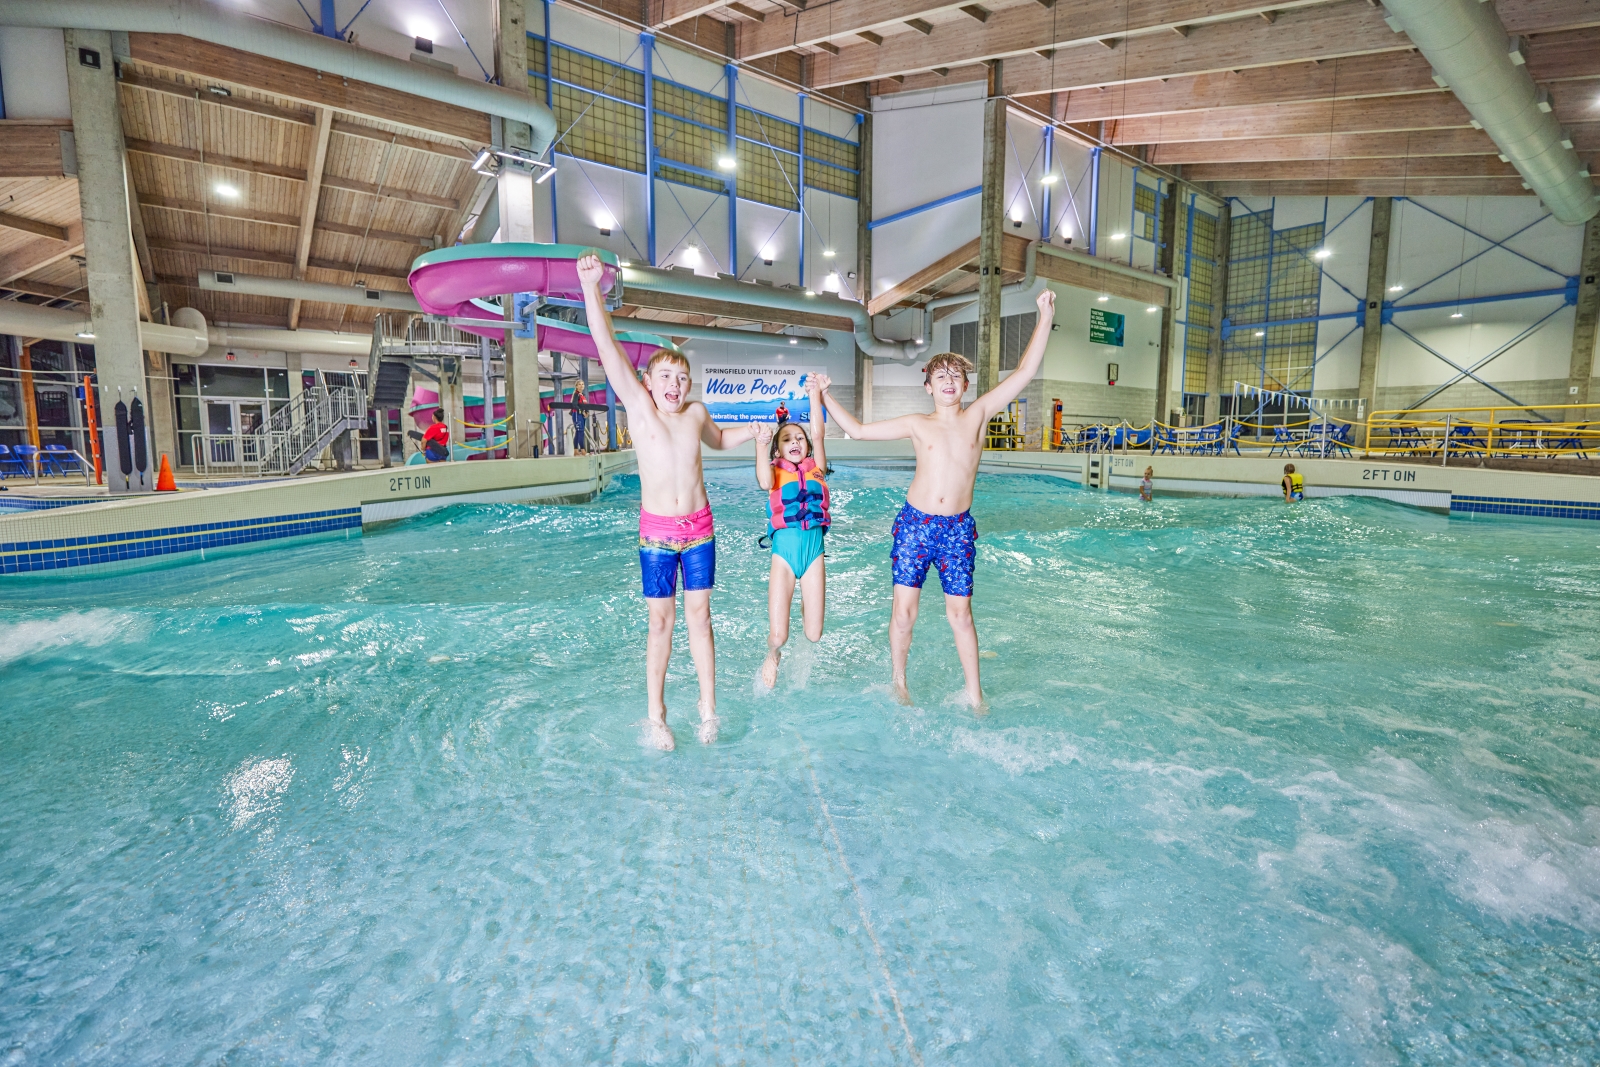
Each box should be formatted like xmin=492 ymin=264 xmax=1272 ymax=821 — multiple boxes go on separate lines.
xmin=891 ymin=676 xmax=912 ymax=706
xmin=760 ymin=647 xmax=781 ymax=690
xmin=962 ymin=688 xmax=990 ymax=716
xmin=644 ymin=718 xmax=676 ymax=751
xmin=697 ymin=700 xmax=719 ymax=744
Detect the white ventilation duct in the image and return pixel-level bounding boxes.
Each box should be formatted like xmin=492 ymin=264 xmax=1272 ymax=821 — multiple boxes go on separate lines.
xmin=0 ymin=302 xmax=369 ymax=357
xmin=1382 ymin=0 xmax=1597 ymax=225
xmin=0 ymin=0 xmax=557 ymax=155
xmin=199 ymin=270 xmax=422 ymax=312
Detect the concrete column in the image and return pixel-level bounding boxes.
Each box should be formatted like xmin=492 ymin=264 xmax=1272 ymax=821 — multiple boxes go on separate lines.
xmin=1357 ymin=197 xmax=1394 ymax=422
xmin=65 ymin=30 xmax=149 ymax=493
xmin=144 ymin=349 xmax=177 ymax=467
xmin=494 ymin=0 xmax=532 ymax=153
xmin=1153 ymin=183 xmax=1181 ymax=427
xmin=496 ymin=166 xmax=543 ymax=458
xmin=854 ymin=111 xmax=873 ymax=423
xmin=1203 ymin=202 xmax=1233 ymax=423
xmin=976 ymin=62 xmax=1006 ymax=397
xmin=1566 ymin=215 xmax=1600 ymax=406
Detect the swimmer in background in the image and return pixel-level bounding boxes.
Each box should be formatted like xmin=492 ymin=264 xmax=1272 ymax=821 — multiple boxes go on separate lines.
xmin=815 ymin=286 xmax=1057 ymax=711
xmin=422 ymin=408 xmax=450 ymax=463
xmin=1282 ymin=462 xmax=1305 ymax=502
xmin=577 ymin=252 xmax=760 ymax=750
xmin=1140 ymin=465 xmax=1154 ymax=502
xmin=754 ymin=374 xmax=830 ymax=690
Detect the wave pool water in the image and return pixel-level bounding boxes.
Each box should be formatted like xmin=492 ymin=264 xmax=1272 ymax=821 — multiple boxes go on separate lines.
xmin=2 ymin=467 xmax=1599 ymax=1064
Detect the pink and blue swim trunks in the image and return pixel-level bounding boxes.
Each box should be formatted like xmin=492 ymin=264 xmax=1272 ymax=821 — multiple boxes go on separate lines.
xmin=890 ymin=501 xmax=977 ymax=597
xmin=638 ymin=504 xmax=716 ymax=598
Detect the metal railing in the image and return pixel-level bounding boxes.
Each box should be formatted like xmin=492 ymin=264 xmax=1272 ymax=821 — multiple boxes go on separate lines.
xmin=1365 ymin=402 xmax=1600 ymax=460
xmin=187 ymin=430 xmax=266 ymax=477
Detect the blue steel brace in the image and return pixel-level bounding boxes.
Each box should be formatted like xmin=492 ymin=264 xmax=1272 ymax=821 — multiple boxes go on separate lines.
xmin=606 ymin=384 xmax=618 ymax=450
xmin=1040 ymin=124 xmax=1053 ymax=243
xmin=797 ymin=93 xmax=807 ymax=289
xmin=725 ymin=65 xmax=738 ymax=274
xmin=316 ymin=0 xmax=340 ymax=38
xmin=542 ymin=0 xmax=558 ymax=242
xmin=1088 ymin=146 xmax=1101 ymax=257
xmin=641 ymin=33 xmax=658 ymax=266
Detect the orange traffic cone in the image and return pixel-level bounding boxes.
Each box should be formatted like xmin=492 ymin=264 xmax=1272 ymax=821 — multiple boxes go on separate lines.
xmin=155 ymin=453 xmax=177 ymax=492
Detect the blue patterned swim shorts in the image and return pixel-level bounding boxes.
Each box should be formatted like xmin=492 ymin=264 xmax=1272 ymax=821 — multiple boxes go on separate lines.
xmin=890 ymin=501 xmax=977 ymax=597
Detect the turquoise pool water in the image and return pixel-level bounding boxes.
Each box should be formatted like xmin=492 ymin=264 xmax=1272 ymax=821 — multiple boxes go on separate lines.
xmin=2 ymin=468 xmax=1599 ymax=1064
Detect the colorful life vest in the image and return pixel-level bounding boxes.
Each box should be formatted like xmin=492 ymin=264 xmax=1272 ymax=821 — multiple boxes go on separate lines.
xmin=768 ymin=456 xmax=830 ymax=532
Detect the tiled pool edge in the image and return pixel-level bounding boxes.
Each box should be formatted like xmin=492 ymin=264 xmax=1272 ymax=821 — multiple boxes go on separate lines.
xmin=0 ymin=453 xmax=635 ymax=578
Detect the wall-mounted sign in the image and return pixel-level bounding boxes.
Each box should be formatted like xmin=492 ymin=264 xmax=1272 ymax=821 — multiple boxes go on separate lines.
xmin=700 ymin=365 xmax=825 ymax=423
xmin=1107 ymin=363 xmax=1120 ymax=385
xmin=1089 ymin=308 xmax=1125 ymax=347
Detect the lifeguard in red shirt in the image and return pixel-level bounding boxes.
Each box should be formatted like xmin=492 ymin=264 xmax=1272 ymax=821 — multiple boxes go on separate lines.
xmin=422 ymin=409 xmax=450 ymax=462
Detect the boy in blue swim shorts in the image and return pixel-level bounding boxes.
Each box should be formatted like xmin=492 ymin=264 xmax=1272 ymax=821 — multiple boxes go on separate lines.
xmin=815 ymin=286 xmax=1056 ymax=710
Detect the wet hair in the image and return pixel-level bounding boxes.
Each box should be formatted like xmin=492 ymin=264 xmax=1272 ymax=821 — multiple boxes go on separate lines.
xmin=432 ymin=408 xmax=445 ymax=423
xmin=1284 ymin=463 xmax=1296 ymax=473
xmin=923 ymin=351 xmax=974 ymax=385
xmin=644 ymin=348 xmax=689 ymax=375
xmin=769 ymin=420 xmax=813 ymax=462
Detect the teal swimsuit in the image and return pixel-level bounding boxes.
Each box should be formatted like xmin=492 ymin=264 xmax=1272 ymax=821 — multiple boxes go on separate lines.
xmin=767 ymin=455 xmax=829 ymax=577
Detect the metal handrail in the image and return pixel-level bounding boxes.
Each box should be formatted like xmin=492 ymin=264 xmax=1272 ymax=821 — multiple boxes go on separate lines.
xmin=257 ymin=386 xmax=366 ymax=474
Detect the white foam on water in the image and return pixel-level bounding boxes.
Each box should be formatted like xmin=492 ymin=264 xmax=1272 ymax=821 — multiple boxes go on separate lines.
xmin=0 ymin=609 xmax=140 ymax=667
xmin=222 ymin=756 xmax=294 ymax=831
xmin=950 ymin=726 xmax=1081 ymax=776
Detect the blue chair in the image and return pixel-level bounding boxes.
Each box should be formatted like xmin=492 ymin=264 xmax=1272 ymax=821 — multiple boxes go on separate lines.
xmin=1153 ymin=425 xmax=1179 ymax=455
xmin=12 ymin=443 xmax=41 ymax=477
xmin=1326 ymin=423 xmax=1354 ymax=458
xmin=1448 ymin=424 xmax=1487 ymax=457
xmin=0 ymin=444 xmax=19 ymax=478
xmin=43 ymin=443 xmax=84 ymax=476
xmin=1268 ymin=425 xmax=1297 ymax=456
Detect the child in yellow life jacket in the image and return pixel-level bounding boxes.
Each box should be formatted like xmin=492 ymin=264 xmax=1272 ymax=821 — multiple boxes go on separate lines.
xmin=1282 ymin=463 xmax=1304 ymax=503
xmin=754 ymin=376 xmax=829 ymax=689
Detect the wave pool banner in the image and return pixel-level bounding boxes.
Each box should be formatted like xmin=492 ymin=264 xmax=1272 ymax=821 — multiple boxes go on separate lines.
xmin=700 ymin=365 xmax=826 ymax=423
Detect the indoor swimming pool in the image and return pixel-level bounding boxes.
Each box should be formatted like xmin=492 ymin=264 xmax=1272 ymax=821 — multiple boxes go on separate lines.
xmin=2 ymin=468 xmax=1598 ymax=1064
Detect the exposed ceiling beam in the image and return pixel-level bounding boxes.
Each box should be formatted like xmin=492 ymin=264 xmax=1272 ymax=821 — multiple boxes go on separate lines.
xmin=118 ymin=68 xmax=316 ymax=125
xmin=1103 ymin=91 xmax=1471 ymax=144
xmin=290 ymin=108 xmax=333 ymax=331
xmin=1150 ymin=124 xmax=1600 ymax=162
xmin=863 ymin=0 xmax=1600 ymax=97
xmin=126 ymin=33 xmax=491 ymax=146
xmin=146 ymin=240 xmax=409 ymax=280
xmin=819 ymin=0 xmax=1398 ymax=91
xmin=868 ymin=238 xmax=978 ymax=316
xmin=0 ymin=211 xmax=69 ymax=242
xmin=1184 ymin=156 xmax=1523 ymax=180
xmin=320 ymin=175 xmax=460 ymax=212
xmin=648 ymin=0 xmax=730 ymax=27
xmin=0 ymin=123 xmax=71 ymax=178
xmin=0 ymin=222 xmax=85 ymax=286
xmin=1052 ymin=52 xmax=1437 ymax=123
xmin=2 ymin=278 xmax=84 ymax=301
xmin=138 ymin=195 xmax=299 ymax=227
xmin=739 ymin=2 xmax=971 ymax=60
xmin=125 ymin=138 xmax=308 ymax=181
xmin=1209 ymin=178 xmax=1547 ymax=196
xmin=623 ymin=287 xmax=858 ymax=333
xmin=329 ymin=120 xmax=478 ymax=161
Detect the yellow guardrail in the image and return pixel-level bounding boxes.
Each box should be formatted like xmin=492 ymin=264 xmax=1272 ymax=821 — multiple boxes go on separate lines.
xmin=1365 ymin=402 xmax=1600 ymax=459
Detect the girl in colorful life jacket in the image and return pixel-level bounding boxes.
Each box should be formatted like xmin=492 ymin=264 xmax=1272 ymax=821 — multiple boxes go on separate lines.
xmin=754 ymin=377 xmax=830 ymax=689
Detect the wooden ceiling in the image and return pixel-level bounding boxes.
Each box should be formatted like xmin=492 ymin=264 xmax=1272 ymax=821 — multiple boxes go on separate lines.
xmin=642 ymin=0 xmax=1600 ymax=199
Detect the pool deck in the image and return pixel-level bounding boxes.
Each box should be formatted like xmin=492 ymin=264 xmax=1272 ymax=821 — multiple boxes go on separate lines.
xmin=5 ymin=442 xmax=1599 ymax=578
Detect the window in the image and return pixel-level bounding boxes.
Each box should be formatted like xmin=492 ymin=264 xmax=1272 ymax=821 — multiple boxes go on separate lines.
xmin=1181 ymin=209 xmax=1219 ymax=397
xmin=1134 ymin=183 xmax=1160 ymax=243
xmin=1223 ymin=210 xmax=1324 ymax=399
xmin=949 ymin=311 xmax=1038 ymax=372
xmin=199 ymin=365 xmax=267 ymax=398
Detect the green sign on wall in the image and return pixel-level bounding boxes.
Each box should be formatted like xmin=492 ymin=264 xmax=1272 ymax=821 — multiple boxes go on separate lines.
xmin=1089 ymin=308 xmax=1125 ymax=347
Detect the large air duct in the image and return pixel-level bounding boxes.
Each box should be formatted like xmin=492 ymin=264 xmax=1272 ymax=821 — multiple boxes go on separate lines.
xmin=0 ymin=302 xmax=370 ymax=357
xmin=620 ymin=266 xmax=922 ymax=362
xmin=1382 ymin=0 xmax=1597 ymax=225
xmin=199 ymin=270 xmax=422 ymax=312
xmin=0 ymin=0 xmax=557 ymax=155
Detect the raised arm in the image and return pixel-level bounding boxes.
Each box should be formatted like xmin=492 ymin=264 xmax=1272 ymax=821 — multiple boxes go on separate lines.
xmin=975 ymin=287 xmax=1056 ymax=421
xmin=816 ymin=375 xmax=916 ymax=441
xmin=806 ymin=374 xmax=827 ymax=471
xmin=576 ymin=253 xmax=650 ymax=413
xmin=754 ymin=423 xmax=774 ymax=490
xmin=700 ymin=414 xmax=760 ymax=451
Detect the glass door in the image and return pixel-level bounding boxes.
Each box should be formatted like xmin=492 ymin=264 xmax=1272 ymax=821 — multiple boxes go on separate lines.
xmin=205 ymin=401 xmax=236 ymax=465
xmin=238 ymin=402 xmax=265 ymax=465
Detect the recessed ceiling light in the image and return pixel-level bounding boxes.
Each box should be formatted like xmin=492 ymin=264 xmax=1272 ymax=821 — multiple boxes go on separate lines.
xmin=213 ymin=182 xmax=240 ymax=199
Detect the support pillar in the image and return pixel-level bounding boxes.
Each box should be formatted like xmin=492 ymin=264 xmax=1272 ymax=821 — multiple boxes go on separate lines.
xmin=797 ymin=93 xmax=807 ymax=289
xmin=642 ymin=33 xmax=657 ymax=266
xmin=145 ymin=349 xmax=177 ymax=467
xmin=1153 ymin=182 xmax=1180 ymax=428
xmin=1203 ymin=201 xmax=1232 ymax=423
xmin=1566 ymin=215 xmax=1600 ymax=406
xmin=725 ymin=65 xmax=738 ymax=274
xmin=65 ymin=29 xmax=149 ymax=493
xmin=854 ymin=111 xmax=873 ymax=423
xmin=1357 ymin=197 xmax=1394 ymax=422
xmin=19 ymin=343 xmax=40 ymax=452
xmin=976 ymin=61 xmax=1006 ymax=398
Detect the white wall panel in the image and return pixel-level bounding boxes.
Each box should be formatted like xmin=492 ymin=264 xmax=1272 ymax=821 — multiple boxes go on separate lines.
xmin=550 ymin=4 xmax=648 ymax=66
xmin=801 ymin=189 xmax=857 ymax=295
xmin=1005 ymin=114 xmax=1046 ymax=241
xmin=870 ymin=87 xmax=981 ymax=218
xmin=871 ymin=201 xmax=979 ymax=302
xmin=551 ymin=156 xmax=649 ymax=263
xmin=736 ymin=200 xmax=799 ymax=284
xmin=232 ymin=0 xmax=497 ymax=76
xmin=0 ymin=28 xmax=69 ymax=120
xmin=654 ymin=180 xmax=730 ymax=276
xmin=1095 ymin=154 xmax=1135 ymax=266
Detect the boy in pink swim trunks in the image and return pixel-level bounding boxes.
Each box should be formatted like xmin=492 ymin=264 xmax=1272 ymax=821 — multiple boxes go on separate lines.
xmin=578 ymin=253 xmax=759 ymax=750
xmin=816 ymin=286 xmax=1056 ymax=711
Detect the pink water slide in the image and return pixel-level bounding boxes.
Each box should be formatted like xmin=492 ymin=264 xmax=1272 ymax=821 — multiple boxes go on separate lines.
xmin=406 ymin=243 xmax=669 ymax=367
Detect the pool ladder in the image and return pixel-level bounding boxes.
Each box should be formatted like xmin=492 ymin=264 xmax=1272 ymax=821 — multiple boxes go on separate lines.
xmin=1082 ymin=453 xmax=1110 ymax=490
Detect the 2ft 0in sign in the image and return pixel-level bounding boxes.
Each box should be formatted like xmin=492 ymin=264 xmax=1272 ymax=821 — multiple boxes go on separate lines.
xmin=1361 ymin=468 xmax=1418 ymax=482
xmin=389 ymin=474 xmax=432 ymax=492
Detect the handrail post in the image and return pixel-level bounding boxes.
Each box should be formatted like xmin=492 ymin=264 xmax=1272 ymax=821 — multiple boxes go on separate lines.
xmin=1441 ymin=414 xmax=1451 ymax=467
